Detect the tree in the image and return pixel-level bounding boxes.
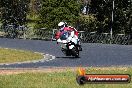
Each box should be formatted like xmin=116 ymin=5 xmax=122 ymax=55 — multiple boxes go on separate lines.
xmin=0 ymin=0 xmax=29 ymax=27
xmin=78 ymin=14 xmax=98 ymax=32
xmin=36 ymin=0 xmax=81 ymax=29
xmin=89 ymin=0 xmax=131 ymax=34
xmin=113 ymin=0 xmax=131 ymax=34
xmin=27 ymin=0 xmax=41 ymax=20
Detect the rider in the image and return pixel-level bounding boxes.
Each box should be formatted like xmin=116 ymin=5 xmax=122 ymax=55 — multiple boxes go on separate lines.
xmin=55 ymin=21 xmax=82 ymax=51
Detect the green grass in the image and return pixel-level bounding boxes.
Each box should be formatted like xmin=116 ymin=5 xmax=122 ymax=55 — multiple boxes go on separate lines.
xmin=0 ymin=67 xmax=131 ymax=88
xmin=0 ymin=48 xmax=43 ymax=63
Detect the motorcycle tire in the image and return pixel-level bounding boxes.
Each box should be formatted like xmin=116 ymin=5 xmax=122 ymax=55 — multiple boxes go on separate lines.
xmin=61 ymin=48 xmax=71 ymax=56
xmin=66 ymin=50 xmax=71 ymax=56
xmin=71 ymin=47 xmax=79 ymax=58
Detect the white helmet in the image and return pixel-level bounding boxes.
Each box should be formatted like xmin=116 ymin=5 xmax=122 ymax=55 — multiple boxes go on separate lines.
xmin=58 ymin=22 xmax=65 ymax=27
xmin=58 ymin=22 xmax=65 ymax=31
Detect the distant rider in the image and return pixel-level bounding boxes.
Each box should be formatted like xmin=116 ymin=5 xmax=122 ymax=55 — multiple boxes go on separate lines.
xmin=55 ymin=21 xmax=82 ymax=51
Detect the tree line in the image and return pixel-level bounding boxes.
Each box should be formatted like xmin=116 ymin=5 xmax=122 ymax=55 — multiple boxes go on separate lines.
xmin=0 ymin=0 xmax=131 ymax=34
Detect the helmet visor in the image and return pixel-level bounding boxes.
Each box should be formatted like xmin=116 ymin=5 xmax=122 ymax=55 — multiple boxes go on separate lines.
xmin=58 ymin=25 xmax=64 ymax=29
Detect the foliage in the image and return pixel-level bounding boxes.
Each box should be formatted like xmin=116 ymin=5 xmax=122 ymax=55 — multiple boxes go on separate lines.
xmin=0 ymin=0 xmax=131 ymax=37
xmin=27 ymin=0 xmax=41 ymax=23
xmin=78 ymin=14 xmax=98 ymax=32
xmin=0 ymin=0 xmax=29 ymax=27
xmin=89 ymin=0 xmax=132 ymax=34
xmin=35 ymin=0 xmax=81 ymax=29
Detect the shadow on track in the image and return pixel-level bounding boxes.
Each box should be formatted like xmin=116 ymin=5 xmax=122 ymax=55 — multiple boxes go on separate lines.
xmin=56 ymin=56 xmax=80 ymax=59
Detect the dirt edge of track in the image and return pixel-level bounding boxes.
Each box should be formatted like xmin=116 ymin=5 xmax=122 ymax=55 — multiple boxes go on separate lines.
xmin=0 ymin=67 xmax=129 ymax=75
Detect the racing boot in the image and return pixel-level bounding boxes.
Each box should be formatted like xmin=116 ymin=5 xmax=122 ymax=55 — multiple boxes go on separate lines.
xmin=78 ymin=45 xmax=82 ymax=51
xmin=77 ymin=39 xmax=82 ymax=51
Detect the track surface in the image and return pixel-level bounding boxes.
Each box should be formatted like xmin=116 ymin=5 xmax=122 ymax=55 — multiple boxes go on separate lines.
xmin=0 ymin=38 xmax=132 ymax=68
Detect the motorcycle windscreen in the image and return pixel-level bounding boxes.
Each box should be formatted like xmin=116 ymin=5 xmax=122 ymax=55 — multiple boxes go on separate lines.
xmin=60 ymin=31 xmax=69 ymax=40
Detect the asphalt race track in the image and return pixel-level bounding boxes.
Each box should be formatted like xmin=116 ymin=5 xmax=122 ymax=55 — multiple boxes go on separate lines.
xmin=0 ymin=38 xmax=132 ymax=68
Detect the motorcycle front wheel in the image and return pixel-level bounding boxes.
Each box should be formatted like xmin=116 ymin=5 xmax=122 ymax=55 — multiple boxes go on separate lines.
xmin=71 ymin=47 xmax=79 ymax=58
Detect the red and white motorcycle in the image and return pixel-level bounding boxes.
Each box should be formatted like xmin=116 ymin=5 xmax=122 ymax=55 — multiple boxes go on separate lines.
xmin=57 ymin=31 xmax=80 ymax=58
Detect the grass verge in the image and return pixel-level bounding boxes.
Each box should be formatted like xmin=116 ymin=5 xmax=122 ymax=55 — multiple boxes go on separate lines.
xmin=0 ymin=48 xmax=43 ymax=63
xmin=0 ymin=67 xmax=131 ymax=88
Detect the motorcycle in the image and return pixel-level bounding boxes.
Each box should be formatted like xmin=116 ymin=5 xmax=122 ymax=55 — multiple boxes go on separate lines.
xmin=57 ymin=31 xmax=80 ymax=58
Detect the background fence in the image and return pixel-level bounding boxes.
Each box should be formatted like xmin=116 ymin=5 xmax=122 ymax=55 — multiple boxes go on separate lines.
xmin=0 ymin=25 xmax=132 ymax=45
xmin=80 ymin=32 xmax=132 ymax=45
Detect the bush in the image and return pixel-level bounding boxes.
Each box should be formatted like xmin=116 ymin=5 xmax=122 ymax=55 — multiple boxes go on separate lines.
xmin=78 ymin=14 xmax=98 ymax=32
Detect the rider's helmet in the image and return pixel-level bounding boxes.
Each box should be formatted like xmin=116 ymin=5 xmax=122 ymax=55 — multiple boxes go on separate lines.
xmin=58 ymin=22 xmax=65 ymax=31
